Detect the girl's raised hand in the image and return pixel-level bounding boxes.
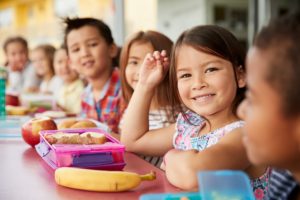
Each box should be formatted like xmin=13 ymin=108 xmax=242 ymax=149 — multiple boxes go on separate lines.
xmin=138 ymin=50 xmax=169 ymax=90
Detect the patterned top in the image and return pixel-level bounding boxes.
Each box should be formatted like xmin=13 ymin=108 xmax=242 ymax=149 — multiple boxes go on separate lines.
xmin=173 ymin=110 xmax=244 ymax=150
xmin=173 ymin=110 xmax=270 ymax=200
xmin=81 ymin=68 xmax=126 ymax=133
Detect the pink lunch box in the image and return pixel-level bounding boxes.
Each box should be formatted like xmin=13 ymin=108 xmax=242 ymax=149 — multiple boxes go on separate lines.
xmin=35 ymin=128 xmax=126 ymax=170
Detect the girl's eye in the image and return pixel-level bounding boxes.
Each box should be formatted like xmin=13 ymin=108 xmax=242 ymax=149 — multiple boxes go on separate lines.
xmin=88 ymin=42 xmax=98 ymax=47
xmin=205 ymin=67 xmax=218 ymax=73
xmin=128 ymin=60 xmax=138 ymax=65
xmin=178 ymin=73 xmax=191 ymax=79
xmin=71 ymin=47 xmax=79 ymax=53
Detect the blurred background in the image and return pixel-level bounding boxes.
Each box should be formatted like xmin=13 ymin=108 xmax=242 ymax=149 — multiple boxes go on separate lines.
xmin=0 ymin=0 xmax=299 ymax=65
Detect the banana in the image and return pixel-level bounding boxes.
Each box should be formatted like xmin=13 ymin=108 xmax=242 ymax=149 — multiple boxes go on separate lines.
xmin=55 ymin=167 xmax=156 ymax=192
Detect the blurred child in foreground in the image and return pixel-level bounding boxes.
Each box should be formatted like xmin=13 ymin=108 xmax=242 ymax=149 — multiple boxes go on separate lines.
xmin=238 ymin=11 xmax=300 ymax=199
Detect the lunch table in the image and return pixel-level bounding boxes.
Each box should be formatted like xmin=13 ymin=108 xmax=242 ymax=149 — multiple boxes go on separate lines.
xmin=0 ymin=136 xmax=180 ymax=200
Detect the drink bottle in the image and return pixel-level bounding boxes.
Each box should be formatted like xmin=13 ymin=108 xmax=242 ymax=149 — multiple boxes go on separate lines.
xmin=0 ymin=67 xmax=7 ymax=119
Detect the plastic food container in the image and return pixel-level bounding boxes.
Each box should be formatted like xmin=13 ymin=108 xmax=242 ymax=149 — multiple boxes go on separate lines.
xmin=140 ymin=192 xmax=201 ymax=200
xmin=198 ymin=170 xmax=255 ymax=200
xmin=20 ymin=93 xmax=56 ymax=112
xmin=140 ymin=170 xmax=255 ymax=200
xmin=35 ymin=128 xmax=125 ymax=170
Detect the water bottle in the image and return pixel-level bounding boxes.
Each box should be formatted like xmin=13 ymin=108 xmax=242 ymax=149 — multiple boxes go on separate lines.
xmin=0 ymin=67 xmax=7 ymax=120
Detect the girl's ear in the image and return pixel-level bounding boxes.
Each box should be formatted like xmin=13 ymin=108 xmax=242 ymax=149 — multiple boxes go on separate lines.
xmin=236 ymin=65 xmax=246 ymax=88
xmin=109 ymin=43 xmax=118 ymax=58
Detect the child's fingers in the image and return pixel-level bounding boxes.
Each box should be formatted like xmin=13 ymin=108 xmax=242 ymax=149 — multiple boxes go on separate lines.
xmin=146 ymin=53 xmax=153 ymax=59
xmin=163 ymin=56 xmax=169 ymax=68
xmin=145 ymin=53 xmax=154 ymax=63
xmin=153 ymin=51 xmax=160 ymax=60
xmin=156 ymin=59 xmax=162 ymax=68
xmin=161 ymin=51 xmax=169 ymax=64
xmin=145 ymin=53 xmax=151 ymax=60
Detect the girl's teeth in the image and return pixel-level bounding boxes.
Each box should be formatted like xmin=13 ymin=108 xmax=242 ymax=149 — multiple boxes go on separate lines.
xmin=194 ymin=94 xmax=213 ymax=102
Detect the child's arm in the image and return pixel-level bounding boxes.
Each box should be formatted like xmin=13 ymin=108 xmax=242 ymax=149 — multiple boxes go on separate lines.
xmin=164 ymin=128 xmax=250 ymax=190
xmin=120 ymin=51 xmax=174 ymax=156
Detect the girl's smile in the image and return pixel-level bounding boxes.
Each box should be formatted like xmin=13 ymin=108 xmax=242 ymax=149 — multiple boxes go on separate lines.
xmin=191 ymin=93 xmax=215 ymax=104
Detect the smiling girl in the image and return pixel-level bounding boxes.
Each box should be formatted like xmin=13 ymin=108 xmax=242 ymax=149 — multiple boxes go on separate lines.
xmin=121 ymin=25 xmax=269 ymax=198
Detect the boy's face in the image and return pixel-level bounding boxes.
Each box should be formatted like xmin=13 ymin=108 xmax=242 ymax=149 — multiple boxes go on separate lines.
xmin=5 ymin=42 xmax=28 ymax=71
xmin=238 ymin=47 xmax=300 ymax=169
xmin=66 ymin=25 xmax=115 ymax=80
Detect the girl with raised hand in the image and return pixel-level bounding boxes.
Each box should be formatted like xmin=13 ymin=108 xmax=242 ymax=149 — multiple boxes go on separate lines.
xmin=119 ymin=31 xmax=178 ymax=167
xmin=121 ymin=25 xmax=269 ymax=199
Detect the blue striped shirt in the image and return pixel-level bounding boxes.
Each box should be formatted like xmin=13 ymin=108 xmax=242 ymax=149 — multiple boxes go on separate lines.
xmin=268 ymin=169 xmax=299 ymax=200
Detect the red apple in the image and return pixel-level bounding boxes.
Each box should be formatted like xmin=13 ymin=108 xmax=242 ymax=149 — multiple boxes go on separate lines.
xmin=21 ymin=117 xmax=57 ymax=147
xmin=6 ymin=94 xmax=20 ymax=106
